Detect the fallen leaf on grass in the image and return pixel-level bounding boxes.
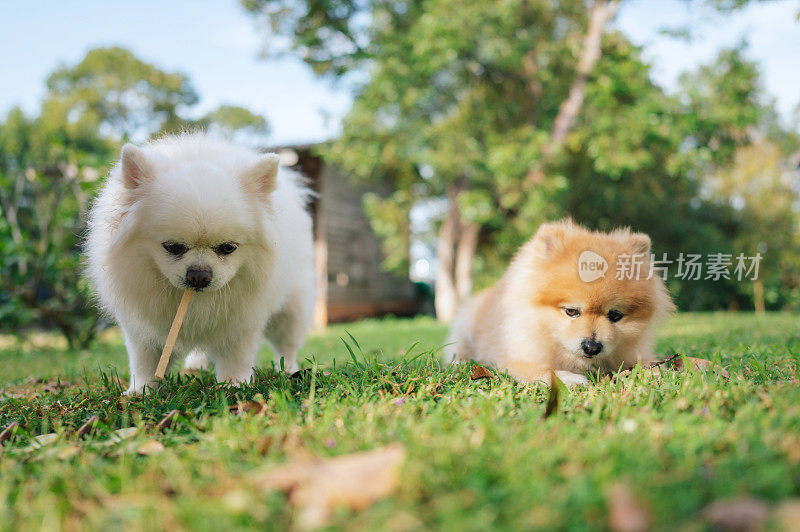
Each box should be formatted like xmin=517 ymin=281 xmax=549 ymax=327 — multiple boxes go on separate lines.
xmin=253 ymin=443 xmax=405 ymax=530
xmin=2 ymin=379 xmax=73 ymax=398
xmin=0 ymin=422 xmax=20 ymax=444
xmin=137 ymin=440 xmax=165 ymax=456
xmin=667 ymin=355 xmax=730 ymax=378
xmin=33 ymin=433 xmax=58 ymax=447
xmin=76 ymin=415 xmax=101 ymax=438
xmin=618 ymin=354 xmax=729 ymax=379
xmin=156 ymin=410 xmax=181 ymax=431
xmin=704 ymin=497 xmax=769 ymax=531
xmin=113 ymin=427 xmax=138 ymax=440
xmin=470 ymin=365 xmax=492 ymax=380
xmin=607 ymin=482 xmax=651 ymax=532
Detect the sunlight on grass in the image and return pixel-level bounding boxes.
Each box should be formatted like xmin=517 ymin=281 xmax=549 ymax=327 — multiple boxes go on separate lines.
xmin=1 ymin=312 xmax=799 ymax=529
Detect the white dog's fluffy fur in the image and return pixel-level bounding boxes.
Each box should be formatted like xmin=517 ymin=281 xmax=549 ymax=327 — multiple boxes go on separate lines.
xmin=86 ymin=133 xmax=314 ymax=393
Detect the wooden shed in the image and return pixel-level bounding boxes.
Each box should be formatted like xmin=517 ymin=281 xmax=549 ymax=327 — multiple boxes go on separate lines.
xmin=273 ymin=145 xmax=419 ymax=328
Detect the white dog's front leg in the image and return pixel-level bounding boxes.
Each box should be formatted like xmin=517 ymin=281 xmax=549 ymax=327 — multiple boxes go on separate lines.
xmin=123 ymin=330 xmax=161 ymax=395
xmin=211 ymin=332 xmax=260 ymax=385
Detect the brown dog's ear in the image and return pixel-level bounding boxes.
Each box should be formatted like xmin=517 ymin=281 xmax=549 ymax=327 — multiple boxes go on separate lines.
xmin=628 ymin=232 xmax=651 ymax=255
xmin=120 ymin=144 xmax=154 ymax=190
xmin=533 ymin=222 xmax=568 ymax=255
xmin=242 ymin=153 xmax=280 ymax=198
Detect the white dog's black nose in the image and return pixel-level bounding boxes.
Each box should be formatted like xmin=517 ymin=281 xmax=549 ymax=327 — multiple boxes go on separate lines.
xmin=581 ymin=338 xmax=603 ymax=358
xmin=186 ymin=267 xmax=212 ymax=289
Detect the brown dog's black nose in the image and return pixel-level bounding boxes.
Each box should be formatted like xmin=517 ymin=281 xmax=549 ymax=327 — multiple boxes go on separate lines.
xmin=185 ymin=267 xmax=212 ymax=289
xmin=581 ymin=338 xmax=603 ymax=358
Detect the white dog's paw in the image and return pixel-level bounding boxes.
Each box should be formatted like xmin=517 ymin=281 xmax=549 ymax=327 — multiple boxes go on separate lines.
xmin=554 ymin=371 xmax=590 ymax=387
xmin=124 ymin=377 xmax=158 ymax=396
xmin=123 ymin=384 xmax=148 ymax=396
xmin=216 ymin=368 xmax=255 ymax=386
xmin=183 ymin=350 xmax=211 ymax=373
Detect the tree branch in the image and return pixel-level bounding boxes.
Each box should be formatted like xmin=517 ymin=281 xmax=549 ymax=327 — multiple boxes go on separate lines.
xmin=526 ymin=0 xmax=620 ymax=185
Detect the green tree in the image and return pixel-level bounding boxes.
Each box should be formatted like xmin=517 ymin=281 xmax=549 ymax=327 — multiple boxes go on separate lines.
xmin=707 ymin=139 xmax=800 ymax=311
xmin=45 ymin=46 xmax=271 ymax=142
xmin=244 ymin=0 xmax=620 ymax=319
xmin=199 ymin=104 xmax=271 ymax=140
xmin=243 ymin=0 xmax=796 ymax=316
xmin=46 ymin=46 xmax=199 ymax=140
xmin=0 ymin=105 xmax=115 ymax=347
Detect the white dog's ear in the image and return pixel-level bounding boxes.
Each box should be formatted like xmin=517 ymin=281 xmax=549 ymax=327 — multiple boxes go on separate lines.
xmin=242 ymin=154 xmax=280 ymax=197
xmin=120 ymin=144 xmax=154 ymax=190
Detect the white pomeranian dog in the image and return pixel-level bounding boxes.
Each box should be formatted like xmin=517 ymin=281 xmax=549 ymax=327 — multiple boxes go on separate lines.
xmin=86 ymin=133 xmax=315 ymax=394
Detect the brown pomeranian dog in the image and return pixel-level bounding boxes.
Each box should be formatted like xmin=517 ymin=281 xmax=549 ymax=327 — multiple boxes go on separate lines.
xmin=446 ymin=220 xmax=673 ymax=386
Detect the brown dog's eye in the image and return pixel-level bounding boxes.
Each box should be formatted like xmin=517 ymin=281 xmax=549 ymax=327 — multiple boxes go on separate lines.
xmin=607 ymin=310 xmax=624 ymax=322
xmin=214 ymin=242 xmax=238 ymax=255
xmin=162 ymin=241 xmax=188 ymax=256
xmin=563 ymin=307 xmax=581 ymax=318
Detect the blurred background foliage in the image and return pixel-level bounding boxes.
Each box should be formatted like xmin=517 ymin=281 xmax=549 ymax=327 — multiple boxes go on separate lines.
xmin=2 ymin=0 xmax=799 ymax=347
xmin=244 ymin=0 xmax=800 ymax=318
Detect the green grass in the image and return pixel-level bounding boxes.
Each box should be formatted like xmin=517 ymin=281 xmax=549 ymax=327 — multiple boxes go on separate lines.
xmin=1 ymin=312 xmax=799 ymax=530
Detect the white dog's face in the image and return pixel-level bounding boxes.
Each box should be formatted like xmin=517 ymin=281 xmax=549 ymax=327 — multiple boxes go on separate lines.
xmin=150 ymin=232 xmax=246 ymax=292
xmin=117 ymin=143 xmax=279 ymax=292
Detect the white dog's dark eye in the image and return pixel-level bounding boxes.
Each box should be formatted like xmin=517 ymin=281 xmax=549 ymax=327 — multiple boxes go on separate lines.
xmin=607 ymin=310 xmax=624 ymax=322
xmin=162 ymin=242 xmax=188 ymax=256
xmin=563 ymin=307 xmax=581 ymax=318
xmin=214 ymin=242 xmax=238 ymax=255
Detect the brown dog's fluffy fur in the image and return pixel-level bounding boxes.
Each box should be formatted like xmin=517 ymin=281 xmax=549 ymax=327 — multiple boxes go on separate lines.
xmin=446 ymin=220 xmax=674 ymax=386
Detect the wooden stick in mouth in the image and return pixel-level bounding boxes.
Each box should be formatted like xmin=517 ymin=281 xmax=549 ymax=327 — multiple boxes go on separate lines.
xmin=155 ymin=288 xmax=193 ymax=379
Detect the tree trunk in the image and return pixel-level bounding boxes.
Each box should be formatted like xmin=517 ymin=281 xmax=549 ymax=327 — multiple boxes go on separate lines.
xmin=753 ymin=279 xmax=765 ymax=314
xmin=455 ymin=220 xmax=479 ymax=301
xmin=0 ymin=172 xmax=27 ymax=275
xmin=435 ymin=191 xmax=460 ymax=322
xmin=526 ymin=0 xmax=620 ymax=184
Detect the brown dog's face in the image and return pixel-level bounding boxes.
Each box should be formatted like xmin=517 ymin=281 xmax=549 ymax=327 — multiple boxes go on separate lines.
xmin=525 ymin=222 xmax=672 ymax=367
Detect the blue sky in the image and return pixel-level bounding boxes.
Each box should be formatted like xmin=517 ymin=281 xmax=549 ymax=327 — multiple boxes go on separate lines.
xmin=1 ymin=0 xmax=798 ymax=145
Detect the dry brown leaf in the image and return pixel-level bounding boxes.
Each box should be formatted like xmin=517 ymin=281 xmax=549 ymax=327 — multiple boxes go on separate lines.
xmin=1 ymin=379 xmax=73 ymax=398
xmin=253 ymin=443 xmax=405 ymax=530
xmin=704 ymin=497 xmax=769 ymax=531
xmin=137 ymin=440 xmax=165 ymax=456
xmin=470 ymin=365 xmax=492 ymax=380
xmin=76 ymin=415 xmax=101 ymax=438
xmin=157 ymin=410 xmax=181 ymax=431
xmin=670 ymin=356 xmax=730 ymax=378
xmin=607 ymin=482 xmax=651 ymax=532
xmin=228 ymin=401 xmax=267 ymax=416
